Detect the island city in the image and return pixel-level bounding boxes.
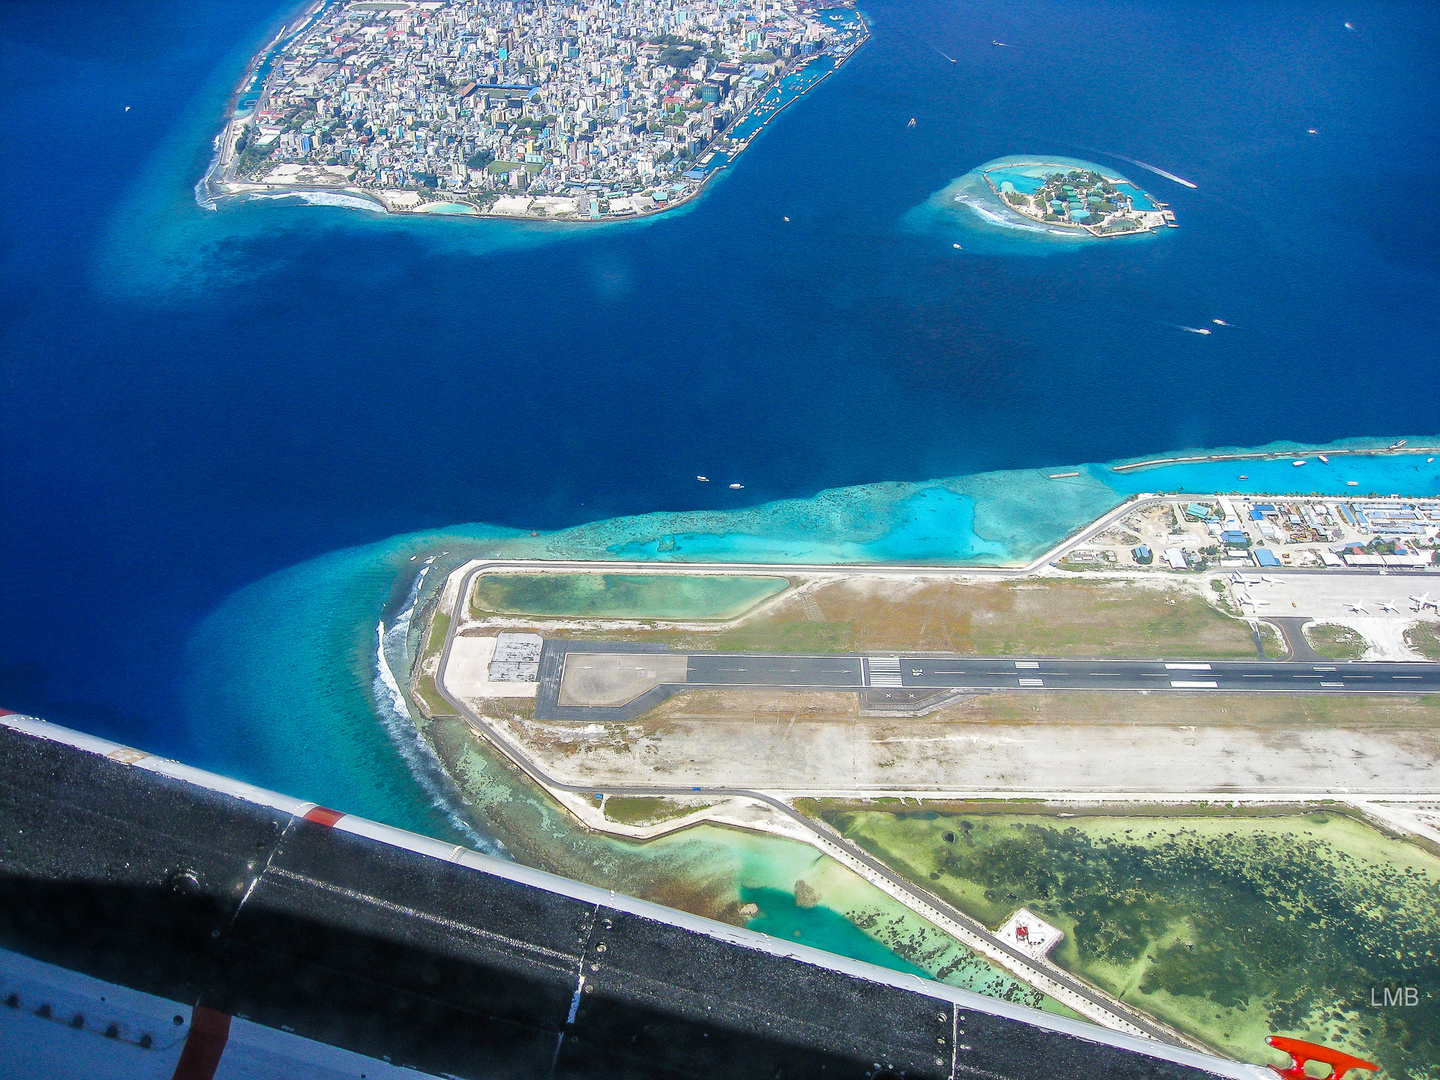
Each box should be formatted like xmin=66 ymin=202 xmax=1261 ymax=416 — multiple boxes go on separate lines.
xmin=199 ymin=0 xmax=869 ymax=219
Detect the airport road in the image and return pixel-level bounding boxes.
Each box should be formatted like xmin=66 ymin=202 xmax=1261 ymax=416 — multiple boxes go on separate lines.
xmin=681 ymin=652 xmax=1440 ymax=694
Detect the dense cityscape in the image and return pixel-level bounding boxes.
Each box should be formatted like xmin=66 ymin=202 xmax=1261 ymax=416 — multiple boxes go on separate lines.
xmin=212 ymin=0 xmax=866 ymax=217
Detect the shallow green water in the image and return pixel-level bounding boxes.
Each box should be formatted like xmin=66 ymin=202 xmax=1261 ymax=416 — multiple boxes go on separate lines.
xmin=741 ymin=887 xmax=927 ymax=975
xmin=471 ymin=572 xmax=788 ymax=620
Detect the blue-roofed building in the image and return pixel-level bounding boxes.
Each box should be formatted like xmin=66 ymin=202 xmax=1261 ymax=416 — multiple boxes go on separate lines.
xmin=1254 ymin=547 xmax=1282 ymax=567
xmin=1221 ymin=529 xmax=1250 ymax=546
xmin=1131 ymin=545 xmax=1153 ymax=564
xmin=1254 ymin=503 xmax=1278 ymax=513
xmin=1249 ymin=509 xmax=1265 ymax=521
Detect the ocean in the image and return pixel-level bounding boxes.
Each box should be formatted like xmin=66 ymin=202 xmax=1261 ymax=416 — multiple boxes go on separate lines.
xmin=2 ymin=0 xmax=1439 ymax=984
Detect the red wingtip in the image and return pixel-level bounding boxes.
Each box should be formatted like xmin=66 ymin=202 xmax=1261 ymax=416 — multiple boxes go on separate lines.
xmin=1267 ymin=1035 xmax=1379 ymax=1080
xmin=303 ymin=805 xmax=346 ymax=827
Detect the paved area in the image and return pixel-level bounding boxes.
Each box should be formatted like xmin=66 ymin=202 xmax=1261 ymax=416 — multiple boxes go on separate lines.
xmin=544 ymin=642 xmax=1440 ymax=713
xmin=1262 ymin=617 xmax=1322 ymax=661
xmin=559 ymin=652 xmax=687 ymax=706
xmin=443 ymin=635 xmax=537 ymax=698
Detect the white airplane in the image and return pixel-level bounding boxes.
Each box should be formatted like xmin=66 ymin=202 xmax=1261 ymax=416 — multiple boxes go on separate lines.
xmin=1240 ymin=596 xmax=1270 ymax=609
xmin=1230 ymin=573 xmax=1262 ymax=586
xmin=1411 ymin=592 xmax=1437 ymax=611
xmin=1347 ymin=602 xmax=1369 ymax=614
xmin=1260 ymin=575 xmax=1282 ymax=584
xmin=1378 ymin=600 xmax=1401 ymax=613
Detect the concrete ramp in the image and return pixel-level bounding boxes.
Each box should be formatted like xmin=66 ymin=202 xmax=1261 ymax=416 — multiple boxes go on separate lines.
xmin=559 ymin=652 xmax=688 ymax=706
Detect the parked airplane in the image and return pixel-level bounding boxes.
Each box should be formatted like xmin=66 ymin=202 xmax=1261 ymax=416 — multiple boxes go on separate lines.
xmin=1411 ymin=592 xmax=1437 ymax=611
xmin=1378 ymin=600 xmax=1401 ymax=613
xmin=1347 ymin=603 xmax=1369 ymax=614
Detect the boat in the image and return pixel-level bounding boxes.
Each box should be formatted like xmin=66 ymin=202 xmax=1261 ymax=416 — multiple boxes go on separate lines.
xmin=1318 ymin=454 xmax=1330 ymax=463
xmin=1292 ymin=460 xmax=1307 ymax=466
xmin=1391 ymin=439 xmax=1408 ymax=449
xmin=1238 ymin=475 xmax=1248 ymax=480
xmin=1347 ymin=481 xmax=1359 ymax=486
xmin=907 ymin=118 xmax=916 ymax=128
xmin=729 ymin=483 xmax=744 ymax=490
xmin=696 ymin=476 xmax=709 ymax=482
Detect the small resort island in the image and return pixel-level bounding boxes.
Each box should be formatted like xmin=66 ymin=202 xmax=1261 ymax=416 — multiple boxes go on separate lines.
xmin=980 ymin=159 xmax=1176 ymax=236
xmin=198 ymin=0 xmax=868 ymax=220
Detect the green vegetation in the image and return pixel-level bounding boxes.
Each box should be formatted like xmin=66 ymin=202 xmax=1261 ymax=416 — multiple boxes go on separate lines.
xmin=545 ymin=579 xmax=1267 ymax=660
xmin=602 ymin=796 xmax=712 ymax=826
xmin=708 ymin=619 xmax=852 ymax=653
xmin=827 ymin=810 xmax=1439 ymax=1075
xmin=408 ymin=609 xmax=455 ymax=718
xmin=1304 ymin=623 xmax=1367 ymax=660
xmin=649 ymin=35 xmax=705 ymax=69
xmin=470 ymin=573 xmax=788 ymax=621
xmin=1404 ymin=621 xmax=1440 ymax=660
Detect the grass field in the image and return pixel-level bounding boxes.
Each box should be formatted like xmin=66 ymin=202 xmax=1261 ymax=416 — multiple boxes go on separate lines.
xmin=824 ymin=808 xmax=1440 ymax=1076
xmin=547 ymin=577 xmax=1270 ymax=660
xmin=602 ymin=795 xmax=713 ymax=826
xmin=1304 ymin=622 xmax=1367 ymax=660
xmin=1404 ymin=621 xmax=1440 ymax=659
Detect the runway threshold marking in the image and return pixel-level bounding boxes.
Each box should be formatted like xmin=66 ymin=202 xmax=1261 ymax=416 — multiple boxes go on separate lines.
xmin=1018 ymin=678 xmax=1044 ymax=686
xmin=1165 ymin=663 xmax=1212 ymax=670
xmin=1170 ymin=680 xmax=1219 ymax=688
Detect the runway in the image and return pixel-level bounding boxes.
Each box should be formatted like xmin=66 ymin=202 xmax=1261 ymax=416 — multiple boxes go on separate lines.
xmin=685 ymin=653 xmax=1440 ymax=694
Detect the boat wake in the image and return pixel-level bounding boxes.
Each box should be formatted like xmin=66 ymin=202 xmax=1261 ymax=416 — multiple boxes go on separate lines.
xmin=1104 ymin=153 xmax=1197 ymax=189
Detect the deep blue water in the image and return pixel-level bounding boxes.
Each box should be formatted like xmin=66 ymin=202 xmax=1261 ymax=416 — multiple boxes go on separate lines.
xmin=3 ymin=0 xmax=1439 ymax=762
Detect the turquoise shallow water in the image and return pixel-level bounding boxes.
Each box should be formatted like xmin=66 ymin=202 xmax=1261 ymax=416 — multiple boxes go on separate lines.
xmin=742 ymin=888 xmax=928 ymax=975
xmin=902 ymin=154 xmax=1163 ymax=255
